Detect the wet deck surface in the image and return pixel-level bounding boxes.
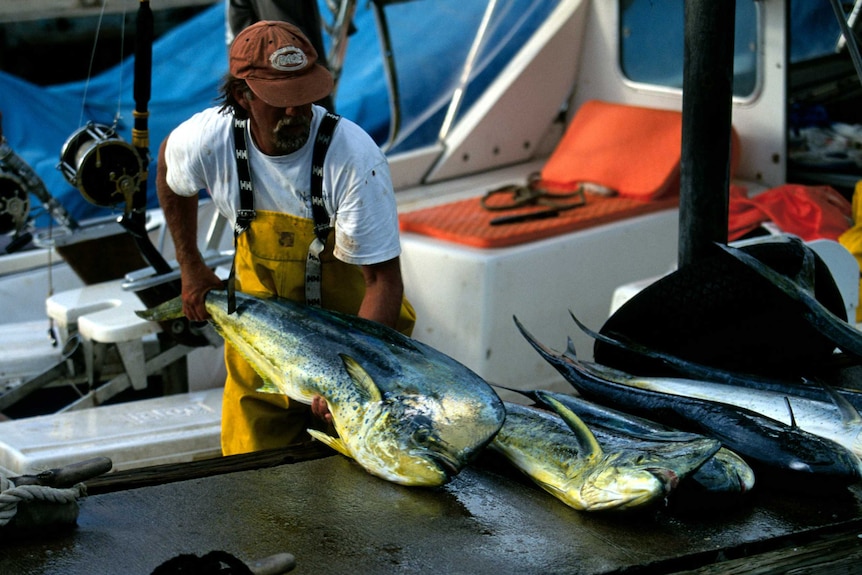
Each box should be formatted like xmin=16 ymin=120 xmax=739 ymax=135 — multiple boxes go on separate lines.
xmin=4 ymin=450 xmax=862 ymax=575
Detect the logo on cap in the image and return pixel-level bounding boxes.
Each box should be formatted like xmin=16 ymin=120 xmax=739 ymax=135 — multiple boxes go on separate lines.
xmin=269 ymin=46 xmax=308 ymax=72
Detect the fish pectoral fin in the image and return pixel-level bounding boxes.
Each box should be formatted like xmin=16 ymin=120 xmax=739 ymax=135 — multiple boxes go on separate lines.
xmin=308 ymin=429 xmax=354 ymax=459
xmin=339 ymin=354 xmax=383 ymax=403
xmin=135 ymin=295 xmax=185 ymax=322
xmin=256 ymin=380 xmax=281 ymax=394
xmin=542 ymin=395 xmax=604 ymax=459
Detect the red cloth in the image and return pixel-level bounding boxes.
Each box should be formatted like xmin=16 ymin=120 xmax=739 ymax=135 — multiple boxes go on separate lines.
xmin=728 ymin=183 xmax=852 ymax=241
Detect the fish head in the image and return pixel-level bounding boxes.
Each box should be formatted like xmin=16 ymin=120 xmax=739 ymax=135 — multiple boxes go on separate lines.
xmin=564 ymin=458 xmax=671 ymax=511
xmin=333 ymin=393 xmax=462 ymax=487
xmin=329 ymin=354 xmax=502 ymax=487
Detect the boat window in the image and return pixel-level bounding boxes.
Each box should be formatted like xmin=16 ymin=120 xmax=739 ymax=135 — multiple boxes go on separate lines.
xmin=619 ymin=0 xmax=759 ymax=98
xmin=790 ymin=0 xmax=861 ymax=63
xmin=356 ymin=0 xmax=562 ymax=154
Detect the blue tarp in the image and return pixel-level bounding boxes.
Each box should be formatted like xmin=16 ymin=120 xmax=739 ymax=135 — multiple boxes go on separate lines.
xmin=0 ymin=0 xmax=558 ymax=227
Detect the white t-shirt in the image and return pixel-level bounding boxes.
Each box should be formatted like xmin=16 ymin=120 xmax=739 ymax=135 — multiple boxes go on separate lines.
xmin=165 ymin=105 xmax=401 ymax=265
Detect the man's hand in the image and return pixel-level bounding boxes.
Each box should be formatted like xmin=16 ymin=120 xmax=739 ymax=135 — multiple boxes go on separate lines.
xmin=311 ymin=395 xmax=332 ymax=425
xmin=180 ymin=260 xmax=223 ymax=321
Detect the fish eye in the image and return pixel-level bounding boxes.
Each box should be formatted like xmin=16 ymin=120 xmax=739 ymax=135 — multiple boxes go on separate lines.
xmin=410 ymin=415 xmax=435 ymax=445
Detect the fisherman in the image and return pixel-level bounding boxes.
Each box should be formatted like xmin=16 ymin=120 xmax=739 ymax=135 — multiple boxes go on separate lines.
xmin=156 ymin=21 xmax=415 ymax=455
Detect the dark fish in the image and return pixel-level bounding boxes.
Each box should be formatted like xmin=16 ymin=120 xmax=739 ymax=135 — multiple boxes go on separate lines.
xmin=513 ymin=316 xmax=862 ymax=484
xmin=714 ymin=239 xmax=862 ymax=358
xmin=595 ymin=238 xmax=847 ymax=378
xmin=570 ymin=310 xmax=862 ymax=411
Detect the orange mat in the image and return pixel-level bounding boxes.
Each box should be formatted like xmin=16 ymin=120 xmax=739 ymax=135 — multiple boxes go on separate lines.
xmin=399 ymin=192 xmax=680 ymax=249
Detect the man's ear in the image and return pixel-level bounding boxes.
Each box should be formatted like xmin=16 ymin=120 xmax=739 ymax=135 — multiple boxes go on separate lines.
xmin=233 ymin=85 xmax=251 ymax=111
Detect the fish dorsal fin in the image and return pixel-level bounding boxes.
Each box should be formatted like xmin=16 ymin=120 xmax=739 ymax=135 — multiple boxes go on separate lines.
xmin=308 ymin=429 xmax=353 ymax=459
xmin=783 ymin=396 xmax=798 ymax=428
xmin=340 ymin=354 xmax=383 ymax=403
xmin=541 ymin=394 xmax=604 ymax=461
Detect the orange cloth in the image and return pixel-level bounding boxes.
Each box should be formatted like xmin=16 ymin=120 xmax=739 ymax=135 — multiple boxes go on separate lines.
xmin=538 ymin=99 xmax=740 ymax=200
xmin=538 ymin=100 xmax=684 ymax=199
xmin=728 ymin=183 xmax=852 ymax=242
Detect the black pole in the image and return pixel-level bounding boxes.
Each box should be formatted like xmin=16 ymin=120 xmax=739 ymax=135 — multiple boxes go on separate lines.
xmin=678 ymin=0 xmax=736 ymax=267
xmin=132 ymin=0 xmax=152 ymax=176
xmin=124 ymin=0 xmax=203 ymax=351
xmin=122 ymin=0 xmax=173 ymax=277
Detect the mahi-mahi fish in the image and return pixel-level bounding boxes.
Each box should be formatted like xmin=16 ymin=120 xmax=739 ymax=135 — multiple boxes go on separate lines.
xmin=513 ymin=317 xmax=862 ymax=484
xmin=526 ymin=390 xmax=755 ymax=494
xmin=491 ymin=398 xmax=719 ymax=511
xmin=138 ymin=290 xmax=506 ymax=486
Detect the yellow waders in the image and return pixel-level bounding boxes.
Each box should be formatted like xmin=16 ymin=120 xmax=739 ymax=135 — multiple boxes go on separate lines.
xmin=221 ymin=210 xmax=415 ymax=455
xmin=839 ymin=180 xmax=862 ymax=323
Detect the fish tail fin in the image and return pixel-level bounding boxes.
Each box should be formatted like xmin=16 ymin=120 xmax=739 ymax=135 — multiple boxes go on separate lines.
xmin=308 ymin=429 xmax=353 ymax=459
xmin=568 ymin=310 xmax=603 ymax=341
xmin=569 ymin=310 xmax=648 ymax=360
xmin=826 ymin=384 xmax=862 ymax=424
xmin=135 ymin=295 xmax=185 ymax=322
xmin=490 ymin=383 xmax=540 ymax=404
xmin=513 ymin=315 xmax=562 ymax=361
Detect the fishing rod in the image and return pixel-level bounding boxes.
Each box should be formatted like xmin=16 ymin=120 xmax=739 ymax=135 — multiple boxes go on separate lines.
xmin=120 ymin=0 xmax=210 ymax=348
xmin=120 ymin=0 xmax=173 ymax=278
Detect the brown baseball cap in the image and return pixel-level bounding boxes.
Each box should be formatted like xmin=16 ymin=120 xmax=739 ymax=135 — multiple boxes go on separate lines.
xmin=229 ymin=21 xmax=334 ymax=108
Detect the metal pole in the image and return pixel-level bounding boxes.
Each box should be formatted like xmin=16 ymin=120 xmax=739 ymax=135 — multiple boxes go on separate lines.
xmin=678 ymin=0 xmax=736 ymax=267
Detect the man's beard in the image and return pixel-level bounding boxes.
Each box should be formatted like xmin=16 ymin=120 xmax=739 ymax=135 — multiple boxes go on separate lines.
xmin=272 ymin=115 xmax=312 ymax=153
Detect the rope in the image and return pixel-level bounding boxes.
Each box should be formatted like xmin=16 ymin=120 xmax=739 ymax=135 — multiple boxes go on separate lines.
xmin=0 ymin=475 xmax=86 ymax=527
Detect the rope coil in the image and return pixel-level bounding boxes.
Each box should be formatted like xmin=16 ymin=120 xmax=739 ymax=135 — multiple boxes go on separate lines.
xmin=0 ymin=474 xmax=86 ymax=527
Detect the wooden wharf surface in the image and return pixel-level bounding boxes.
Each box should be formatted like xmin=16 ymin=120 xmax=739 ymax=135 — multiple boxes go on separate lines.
xmin=3 ymin=445 xmax=862 ymax=575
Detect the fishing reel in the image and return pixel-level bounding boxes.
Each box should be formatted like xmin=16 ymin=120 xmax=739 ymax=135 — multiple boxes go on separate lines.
xmin=58 ymin=122 xmax=145 ymax=214
xmin=0 ymin=133 xmax=31 ymax=243
xmin=0 ymin=169 xmax=29 ymax=237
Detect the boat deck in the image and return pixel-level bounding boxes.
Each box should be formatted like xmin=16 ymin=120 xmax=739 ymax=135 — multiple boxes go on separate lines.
xmin=3 ymin=448 xmax=862 ymax=574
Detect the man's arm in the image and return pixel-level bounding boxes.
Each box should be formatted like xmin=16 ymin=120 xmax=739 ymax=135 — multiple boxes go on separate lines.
xmin=357 ymin=257 xmax=405 ymax=329
xmin=156 ymin=137 xmax=222 ymax=321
